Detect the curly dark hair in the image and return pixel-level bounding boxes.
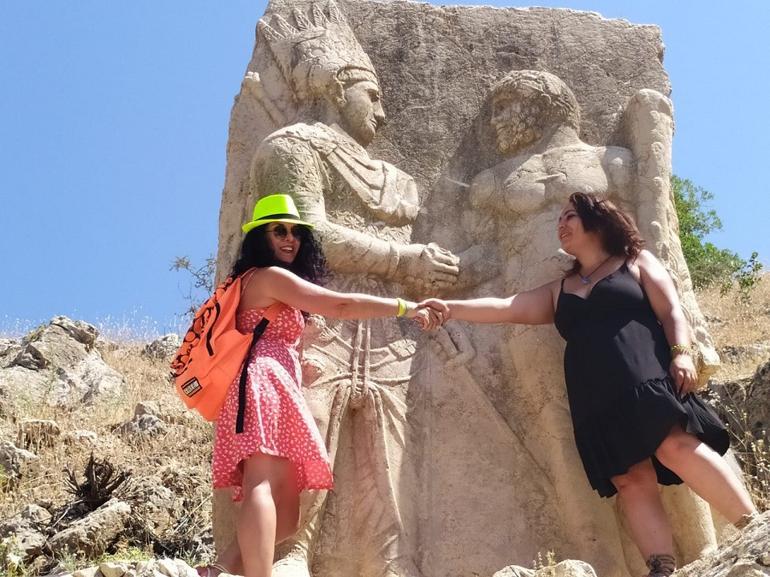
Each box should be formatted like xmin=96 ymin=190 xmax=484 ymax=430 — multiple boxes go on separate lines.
xmin=567 ymin=192 xmax=645 ymax=276
xmin=229 ymin=223 xmax=328 ymax=286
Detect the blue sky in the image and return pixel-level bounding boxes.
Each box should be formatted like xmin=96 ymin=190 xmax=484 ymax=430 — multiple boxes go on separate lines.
xmin=1 ymin=1 xmax=768 ymax=338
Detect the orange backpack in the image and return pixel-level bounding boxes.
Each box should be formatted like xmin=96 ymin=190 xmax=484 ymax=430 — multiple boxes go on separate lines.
xmin=171 ymin=268 xmax=283 ymax=424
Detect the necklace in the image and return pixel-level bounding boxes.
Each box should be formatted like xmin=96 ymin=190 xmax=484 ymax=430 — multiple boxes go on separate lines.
xmin=578 ymin=254 xmax=612 ymax=285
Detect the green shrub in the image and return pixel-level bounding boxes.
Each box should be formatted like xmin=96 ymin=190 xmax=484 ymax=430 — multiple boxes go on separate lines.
xmin=672 ymin=175 xmax=762 ymax=294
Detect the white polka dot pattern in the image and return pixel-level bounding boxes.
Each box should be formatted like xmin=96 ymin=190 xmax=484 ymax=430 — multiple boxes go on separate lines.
xmin=212 ymin=307 xmax=333 ymax=500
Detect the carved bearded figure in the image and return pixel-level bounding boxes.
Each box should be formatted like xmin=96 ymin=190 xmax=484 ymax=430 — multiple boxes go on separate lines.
xmin=242 ymin=4 xmax=459 ymax=577
xmin=464 ymin=70 xmax=722 ymax=576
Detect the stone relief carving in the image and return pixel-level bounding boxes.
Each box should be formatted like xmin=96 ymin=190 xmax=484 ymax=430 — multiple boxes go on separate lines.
xmin=469 ymin=69 xmax=716 ymax=384
xmin=217 ymin=2 xmax=722 ymax=577
xmin=451 ymin=69 xmax=720 ymax=576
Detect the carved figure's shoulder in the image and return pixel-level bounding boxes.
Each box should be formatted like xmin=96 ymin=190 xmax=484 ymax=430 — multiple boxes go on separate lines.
xmin=469 ymin=165 xmax=498 ymax=207
xmin=262 ymin=122 xmax=317 ymax=145
xmin=260 ymin=122 xmax=341 ymax=155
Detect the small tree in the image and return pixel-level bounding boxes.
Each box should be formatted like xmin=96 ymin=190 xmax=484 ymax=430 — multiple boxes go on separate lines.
xmin=672 ymin=175 xmax=762 ymax=293
xmin=170 ymin=255 xmax=216 ymax=319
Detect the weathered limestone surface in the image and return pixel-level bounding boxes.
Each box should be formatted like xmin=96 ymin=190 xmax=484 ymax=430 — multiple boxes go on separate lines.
xmin=0 ymin=316 xmax=124 ymax=410
xmin=672 ymin=511 xmax=770 ymax=576
xmin=215 ymin=2 xmax=721 ymax=577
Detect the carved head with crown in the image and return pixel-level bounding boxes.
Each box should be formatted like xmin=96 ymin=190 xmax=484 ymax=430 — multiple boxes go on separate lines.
xmin=259 ymin=0 xmax=385 ymax=146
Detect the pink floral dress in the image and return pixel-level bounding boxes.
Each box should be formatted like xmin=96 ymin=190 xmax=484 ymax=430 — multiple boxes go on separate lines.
xmin=212 ymin=306 xmax=334 ymax=500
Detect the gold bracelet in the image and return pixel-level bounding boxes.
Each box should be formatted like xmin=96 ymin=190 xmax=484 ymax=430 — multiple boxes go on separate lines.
xmin=670 ymin=344 xmax=692 ymax=357
xmin=396 ymin=297 xmax=407 ymax=318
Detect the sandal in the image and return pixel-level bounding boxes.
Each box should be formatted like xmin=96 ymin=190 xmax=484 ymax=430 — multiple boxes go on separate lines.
xmin=645 ymin=553 xmax=676 ymax=577
xmin=195 ymin=563 xmax=230 ymax=577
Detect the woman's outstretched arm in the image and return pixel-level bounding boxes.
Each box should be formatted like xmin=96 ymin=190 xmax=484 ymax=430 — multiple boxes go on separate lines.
xmin=419 ymin=281 xmax=558 ymax=325
xmin=242 ymin=266 xmax=438 ymax=326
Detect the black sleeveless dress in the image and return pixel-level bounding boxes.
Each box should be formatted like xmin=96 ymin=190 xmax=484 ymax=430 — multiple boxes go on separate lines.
xmin=553 ymin=263 xmax=729 ymax=497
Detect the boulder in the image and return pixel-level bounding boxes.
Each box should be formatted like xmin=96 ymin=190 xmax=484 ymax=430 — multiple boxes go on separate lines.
xmin=114 ymin=413 xmax=168 ymax=437
xmin=494 ymin=567 xmax=535 ymax=577
xmin=100 ymin=561 xmax=128 ymax=577
xmin=121 ymin=477 xmax=182 ymax=537
xmin=143 ymin=335 xmax=181 ymax=360
xmin=673 ymin=510 xmax=770 ymax=576
xmin=493 ymin=561 xmax=597 ymax=577
xmin=0 ymin=338 xmax=21 ymax=368
xmin=711 ymin=356 xmax=770 ymax=440
xmin=68 ymin=560 xmax=199 ymax=577
xmin=155 ymin=558 xmax=180 ymax=577
xmin=17 ymin=419 xmax=61 ymax=449
xmin=0 ymin=440 xmax=38 ymax=479
xmin=717 ymin=343 xmax=770 ymax=365
xmin=66 ymin=429 xmax=99 ymax=446
xmin=47 ymin=499 xmax=131 ymax=558
xmin=0 ymin=504 xmax=51 ymax=559
xmin=0 ymin=316 xmax=124 ymax=408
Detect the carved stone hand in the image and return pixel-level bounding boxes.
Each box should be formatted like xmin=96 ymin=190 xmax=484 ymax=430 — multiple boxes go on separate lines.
xmin=432 ymin=324 xmax=477 ymax=368
xmin=397 ymin=242 xmax=460 ymax=292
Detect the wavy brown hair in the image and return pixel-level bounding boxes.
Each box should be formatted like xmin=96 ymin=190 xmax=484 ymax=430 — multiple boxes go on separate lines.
xmin=567 ymin=192 xmax=645 ymax=276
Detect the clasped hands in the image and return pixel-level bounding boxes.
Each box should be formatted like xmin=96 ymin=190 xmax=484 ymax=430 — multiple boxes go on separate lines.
xmin=406 ymin=298 xmax=450 ymax=331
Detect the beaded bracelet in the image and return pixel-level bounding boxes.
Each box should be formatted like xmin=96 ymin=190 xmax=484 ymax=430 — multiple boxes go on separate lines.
xmin=396 ymin=297 xmax=408 ymax=318
xmin=670 ymin=344 xmax=692 ymax=357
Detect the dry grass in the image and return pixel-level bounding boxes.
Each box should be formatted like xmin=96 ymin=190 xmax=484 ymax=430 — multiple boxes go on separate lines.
xmin=697 ymin=274 xmax=770 ymax=510
xmin=0 ymin=343 xmax=215 ymax=572
xmin=697 ymin=274 xmax=770 ymax=382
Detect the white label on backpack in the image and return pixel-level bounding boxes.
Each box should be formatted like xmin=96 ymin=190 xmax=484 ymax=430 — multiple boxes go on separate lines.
xmin=182 ymin=377 xmax=202 ymax=397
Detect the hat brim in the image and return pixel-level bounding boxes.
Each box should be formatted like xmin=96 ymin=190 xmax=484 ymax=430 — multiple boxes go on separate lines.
xmin=242 ymin=217 xmax=315 ymax=234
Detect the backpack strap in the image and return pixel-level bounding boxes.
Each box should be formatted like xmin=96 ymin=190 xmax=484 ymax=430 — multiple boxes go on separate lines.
xmin=235 ymin=302 xmax=285 ymax=434
xmin=239 ymin=267 xmax=258 ymax=295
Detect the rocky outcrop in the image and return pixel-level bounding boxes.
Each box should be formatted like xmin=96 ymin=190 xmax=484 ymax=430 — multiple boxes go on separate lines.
xmin=143 ymin=334 xmax=181 ymax=360
xmin=673 ymin=511 xmax=770 ymax=576
xmin=0 ymin=440 xmax=39 ymax=480
xmin=17 ymin=419 xmax=61 ymax=449
xmin=710 ymin=355 xmax=770 ymax=439
xmin=51 ymin=558 xmax=200 ymax=577
xmin=47 ymin=499 xmax=132 ymax=558
xmin=493 ymin=560 xmax=597 ymax=577
xmin=114 ymin=402 xmax=169 ymax=437
xmin=0 ymin=504 xmax=50 ymax=560
xmin=717 ymin=343 xmax=770 ymax=365
xmin=0 ymin=316 xmax=125 ymax=409
xmin=488 ymin=513 xmax=770 ymax=577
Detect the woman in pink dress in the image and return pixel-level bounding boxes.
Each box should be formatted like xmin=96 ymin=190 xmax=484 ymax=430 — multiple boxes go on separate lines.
xmin=202 ymin=194 xmax=437 ymax=577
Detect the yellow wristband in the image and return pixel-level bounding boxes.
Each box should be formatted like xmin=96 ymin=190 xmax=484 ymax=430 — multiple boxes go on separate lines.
xmin=396 ymin=297 xmax=407 ymax=317
xmin=670 ymin=344 xmax=692 ymax=357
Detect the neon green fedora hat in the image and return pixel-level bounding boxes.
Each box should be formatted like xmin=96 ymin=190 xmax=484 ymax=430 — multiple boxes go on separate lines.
xmin=242 ymin=194 xmax=314 ymax=234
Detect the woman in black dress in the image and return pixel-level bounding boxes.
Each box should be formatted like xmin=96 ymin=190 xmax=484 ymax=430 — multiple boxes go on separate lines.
xmin=419 ymin=192 xmax=757 ymax=577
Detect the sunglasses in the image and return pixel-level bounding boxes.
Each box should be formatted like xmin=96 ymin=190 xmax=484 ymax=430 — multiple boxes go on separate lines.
xmin=266 ymin=224 xmax=304 ymax=239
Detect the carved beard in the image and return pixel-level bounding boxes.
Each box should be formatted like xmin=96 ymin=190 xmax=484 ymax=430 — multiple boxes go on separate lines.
xmin=494 ymin=103 xmax=544 ymax=156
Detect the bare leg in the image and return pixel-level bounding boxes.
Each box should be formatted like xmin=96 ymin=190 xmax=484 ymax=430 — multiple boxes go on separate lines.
xmin=655 ymin=426 xmax=756 ymax=525
xmin=238 ymin=454 xmax=294 ymax=577
xmin=208 ymin=460 xmax=301 ymax=577
xmin=275 ymin=464 xmax=301 ymax=544
xmin=611 ymin=459 xmax=674 ymax=560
